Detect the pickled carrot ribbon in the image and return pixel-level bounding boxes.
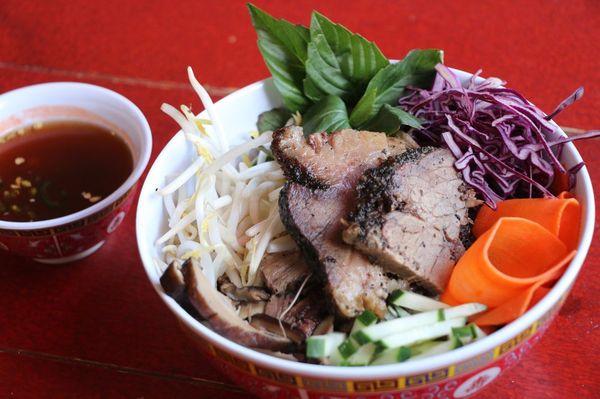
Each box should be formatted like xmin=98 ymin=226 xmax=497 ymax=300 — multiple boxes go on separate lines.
xmin=472 ymin=253 xmax=573 ymax=326
xmin=442 ymin=195 xmax=581 ymax=326
xmin=472 ymin=193 xmax=581 ymax=250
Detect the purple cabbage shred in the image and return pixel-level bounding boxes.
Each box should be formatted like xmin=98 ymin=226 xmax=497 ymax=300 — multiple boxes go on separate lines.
xmin=398 ymin=64 xmax=600 ymax=208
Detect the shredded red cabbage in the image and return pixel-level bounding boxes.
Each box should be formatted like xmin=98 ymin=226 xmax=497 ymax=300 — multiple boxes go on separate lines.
xmin=398 ymin=64 xmax=599 ymax=208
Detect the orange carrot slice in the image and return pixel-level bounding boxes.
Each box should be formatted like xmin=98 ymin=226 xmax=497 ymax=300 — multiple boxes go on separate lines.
xmin=472 ymin=250 xmax=574 ymax=326
xmin=440 ymin=290 xmax=461 ymax=306
xmin=473 ymin=196 xmax=580 ymax=250
xmin=445 ymin=217 xmax=568 ymax=308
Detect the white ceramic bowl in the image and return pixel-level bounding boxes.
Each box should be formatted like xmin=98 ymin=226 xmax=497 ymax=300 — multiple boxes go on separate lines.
xmin=136 ymin=71 xmax=595 ymax=399
xmin=0 ymin=82 xmax=152 ymax=263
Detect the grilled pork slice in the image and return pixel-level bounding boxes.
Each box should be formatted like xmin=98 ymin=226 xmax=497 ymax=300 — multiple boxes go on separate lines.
xmin=343 ymin=147 xmax=478 ymax=294
xmin=272 ymin=126 xmax=417 ymax=189
xmin=264 ymin=292 xmax=327 ymax=338
xmin=274 ymin=126 xmax=417 ymax=318
xmin=260 ymin=251 xmax=311 ymax=295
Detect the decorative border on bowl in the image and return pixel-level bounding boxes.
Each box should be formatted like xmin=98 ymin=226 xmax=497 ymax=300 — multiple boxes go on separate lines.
xmin=0 ymin=188 xmax=132 ymax=237
xmin=191 ymin=291 xmax=567 ymax=394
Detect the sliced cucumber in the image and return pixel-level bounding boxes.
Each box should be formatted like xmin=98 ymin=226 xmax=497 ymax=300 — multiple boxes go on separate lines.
xmin=376 ymin=317 xmax=467 ymax=350
xmin=338 ymin=337 xmax=360 ymax=358
xmin=389 ymin=290 xmax=449 ymax=312
xmin=473 ymin=324 xmax=487 ymax=339
xmin=410 ymin=340 xmax=442 ymax=355
xmin=384 ymin=306 xmax=398 ymax=320
xmin=371 ymin=345 xmax=412 ymax=365
xmin=352 ymin=310 xmax=378 ymax=333
xmin=384 ymin=305 xmax=411 ymax=320
xmin=345 ymin=343 xmax=377 ymax=366
xmin=451 ymin=325 xmax=477 ymax=348
xmin=394 ymin=306 xmax=411 ymax=318
xmin=306 ymin=332 xmax=346 ymax=359
xmin=411 ymin=340 xmax=455 ymax=360
xmin=325 ymin=347 xmax=345 ymax=366
xmin=354 ymin=303 xmax=486 ymax=344
xmin=340 ymin=310 xmax=379 ymax=358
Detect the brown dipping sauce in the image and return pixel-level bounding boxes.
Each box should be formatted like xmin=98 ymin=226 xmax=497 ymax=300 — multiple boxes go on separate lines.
xmin=0 ymin=120 xmax=133 ymax=222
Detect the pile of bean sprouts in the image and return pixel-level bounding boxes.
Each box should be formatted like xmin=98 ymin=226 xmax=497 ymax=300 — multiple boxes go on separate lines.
xmin=154 ymin=68 xmax=295 ymax=300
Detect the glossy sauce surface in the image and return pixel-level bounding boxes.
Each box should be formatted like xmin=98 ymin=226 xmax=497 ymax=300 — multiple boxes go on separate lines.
xmin=0 ymin=120 xmax=133 ymax=222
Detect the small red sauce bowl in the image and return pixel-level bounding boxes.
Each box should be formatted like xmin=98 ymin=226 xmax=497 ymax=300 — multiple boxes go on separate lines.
xmin=0 ymin=82 xmax=151 ymax=263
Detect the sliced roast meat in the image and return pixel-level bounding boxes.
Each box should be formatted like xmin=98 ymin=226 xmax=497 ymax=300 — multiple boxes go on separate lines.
xmin=250 ymin=314 xmax=305 ymax=344
xmin=280 ymin=184 xmax=390 ymax=318
xmin=274 ymin=126 xmax=416 ymax=318
xmin=272 ymin=126 xmax=417 ymax=189
xmin=265 ymin=293 xmax=293 ymax=318
xmin=343 ymin=147 xmax=478 ymax=294
xmin=264 ymin=290 xmax=327 ymax=338
xmin=182 ymin=258 xmax=292 ymax=351
xmin=282 ymin=295 xmax=327 ymax=338
xmin=260 ymin=251 xmax=311 ymax=295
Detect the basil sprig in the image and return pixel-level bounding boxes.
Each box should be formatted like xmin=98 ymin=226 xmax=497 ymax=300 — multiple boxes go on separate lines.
xmin=249 ymin=4 xmax=442 ymax=135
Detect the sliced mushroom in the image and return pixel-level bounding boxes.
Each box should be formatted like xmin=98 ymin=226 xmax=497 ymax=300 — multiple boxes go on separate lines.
xmin=250 ymin=314 xmax=305 ymax=345
xmin=183 ymin=258 xmax=292 ymax=351
xmin=219 ymin=279 xmax=271 ymax=302
xmin=160 ymin=261 xmax=186 ymax=302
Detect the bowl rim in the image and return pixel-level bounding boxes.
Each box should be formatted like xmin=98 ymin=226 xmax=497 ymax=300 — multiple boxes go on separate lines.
xmin=136 ymin=71 xmax=595 ymax=379
xmin=0 ymin=82 xmax=152 ymax=231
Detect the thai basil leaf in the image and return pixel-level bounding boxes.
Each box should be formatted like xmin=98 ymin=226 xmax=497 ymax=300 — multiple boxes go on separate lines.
xmin=248 ymin=4 xmax=311 ymax=112
xmin=303 ymin=76 xmax=328 ymax=103
xmin=304 ymin=11 xmax=388 ymax=104
xmin=257 ymin=108 xmax=291 ymax=133
xmin=302 ymin=95 xmax=351 ymax=135
xmin=361 ymin=104 xmax=422 ymax=134
xmin=350 ymin=49 xmax=442 ymax=128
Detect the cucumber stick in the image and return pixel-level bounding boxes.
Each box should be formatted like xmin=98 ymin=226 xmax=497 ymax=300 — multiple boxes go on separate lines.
xmin=395 ymin=306 xmax=411 ymax=317
xmin=354 ymin=303 xmax=486 ymax=344
xmin=344 ymin=343 xmax=377 ymax=366
xmin=411 ymin=340 xmax=455 ymax=360
xmin=389 ymin=290 xmax=449 ymax=311
xmin=473 ymin=324 xmax=487 ymax=339
xmin=352 ymin=310 xmax=378 ymax=333
xmin=306 ymin=332 xmax=346 ymax=358
xmin=339 ymin=310 xmax=379 ymax=358
xmin=338 ymin=337 xmax=360 ymax=358
xmin=384 ymin=305 xmax=411 ymax=321
xmin=377 ymin=317 xmax=467 ymax=350
xmin=451 ymin=325 xmax=477 ymax=347
xmin=371 ymin=345 xmax=412 ymax=365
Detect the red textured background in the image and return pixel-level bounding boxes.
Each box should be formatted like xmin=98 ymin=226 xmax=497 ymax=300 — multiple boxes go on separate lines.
xmin=0 ymin=1 xmax=598 ymax=398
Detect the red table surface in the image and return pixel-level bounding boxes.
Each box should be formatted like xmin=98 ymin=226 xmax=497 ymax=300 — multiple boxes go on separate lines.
xmin=0 ymin=1 xmax=598 ymax=398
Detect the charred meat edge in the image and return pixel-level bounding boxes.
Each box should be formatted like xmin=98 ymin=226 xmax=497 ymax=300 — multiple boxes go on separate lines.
xmin=271 ymin=127 xmax=328 ymax=190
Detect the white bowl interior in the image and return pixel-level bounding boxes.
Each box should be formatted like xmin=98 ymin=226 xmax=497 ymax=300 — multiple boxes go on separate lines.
xmin=136 ymin=72 xmax=595 ymax=379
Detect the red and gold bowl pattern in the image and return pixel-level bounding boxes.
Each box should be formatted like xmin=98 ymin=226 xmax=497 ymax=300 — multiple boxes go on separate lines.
xmin=182 ymin=296 xmax=565 ymax=399
xmin=0 ymin=189 xmax=134 ymax=260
